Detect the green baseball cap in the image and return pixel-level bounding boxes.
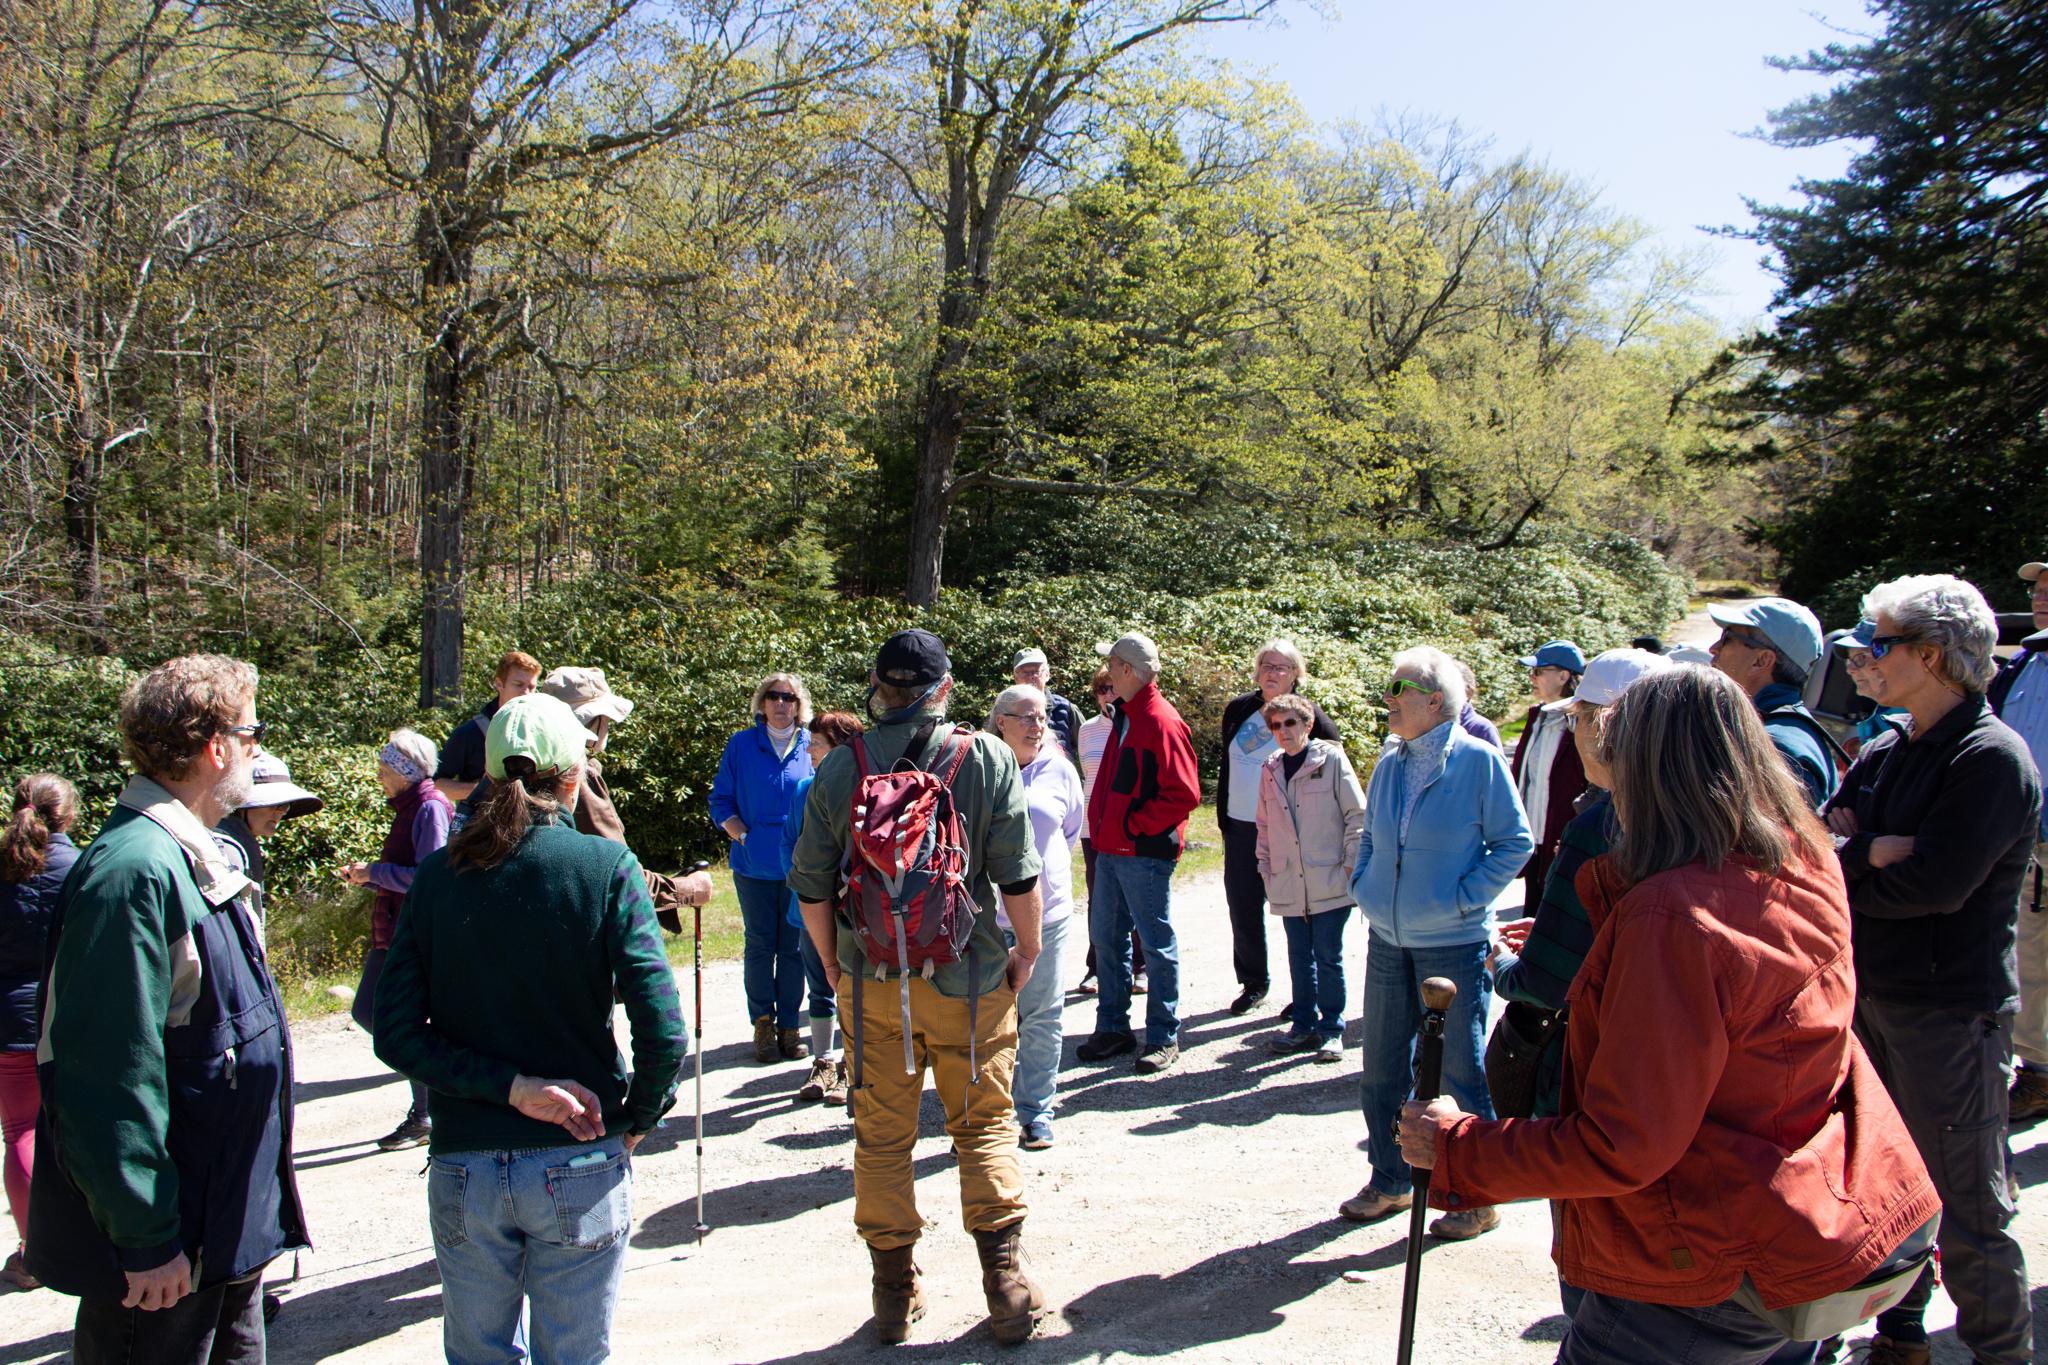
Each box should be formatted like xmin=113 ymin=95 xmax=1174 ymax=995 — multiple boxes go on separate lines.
xmin=485 ymin=693 xmax=599 ymax=780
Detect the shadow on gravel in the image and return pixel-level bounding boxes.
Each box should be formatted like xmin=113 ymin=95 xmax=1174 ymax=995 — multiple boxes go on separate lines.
xmin=294 ymin=1070 xmax=402 ymax=1105
xmin=1521 ymin=1312 xmax=1572 ymax=1342
xmin=2009 ymin=1138 xmax=2048 ymax=1189
xmin=267 ymin=1256 xmax=442 ymax=1363
xmin=635 ymin=1152 xmax=951 ymax=1242
xmin=1924 ymin=1280 xmax=2048 ymax=1363
xmin=0 ymin=1328 xmax=69 ymax=1365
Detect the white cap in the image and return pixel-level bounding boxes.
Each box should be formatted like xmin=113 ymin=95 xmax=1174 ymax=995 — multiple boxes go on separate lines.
xmin=1667 ymin=644 xmax=1713 ymax=666
xmin=2020 ymin=562 xmax=2047 ymax=583
xmin=1011 ymin=647 xmax=1049 ymax=670
xmin=1575 ymin=648 xmax=1675 ymax=706
xmin=1096 ymin=632 xmax=1161 ymax=673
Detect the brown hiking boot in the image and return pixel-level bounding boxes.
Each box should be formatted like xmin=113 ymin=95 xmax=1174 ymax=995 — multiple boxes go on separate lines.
xmin=779 ymin=1027 xmax=809 ymax=1060
xmin=2011 ymin=1064 xmax=2048 ymax=1122
xmin=1862 ymin=1337 xmax=1931 ymax=1365
xmin=753 ymin=1016 xmax=777 ymax=1064
xmin=868 ymin=1243 xmax=925 ymax=1344
xmin=972 ymin=1219 xmax=1045 ymax=1345
xmin=798 ymin=1056 xmax=836 ymax=1101
xmin=821 ymin=1059 xmax=849 ymax=1106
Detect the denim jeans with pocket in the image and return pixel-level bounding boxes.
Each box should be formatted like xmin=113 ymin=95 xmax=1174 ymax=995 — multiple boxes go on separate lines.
xmin=1281 ymin=905 xmax=1351 ymax=1038
xmin=427 ymin=1137 xmax=632 ymax=1365
xmin=732 ymin=872 xmax=804 ymax=1028
xmin=1359 ymin=932 xmax=1494 ymax=1197
xmin=1089 ymin=853 xmax=1180 ymax=1048
xmin=1010 ymin=914 xmax=1073 ymax=1127
xmin=1561 ymin=1289 xmax=1816 ymax=1364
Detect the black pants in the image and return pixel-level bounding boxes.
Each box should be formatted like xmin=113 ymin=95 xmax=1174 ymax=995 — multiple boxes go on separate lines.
xmin=355 ymin=948 xmax=428 ymax=1119
xmin=1221 ymin=819 xmax=1269 ymax=993
xmin=1855 ymin=998 xmax=2030 ymax=1364
xmin=74 ymin=1271 xmax=265 ymax=1365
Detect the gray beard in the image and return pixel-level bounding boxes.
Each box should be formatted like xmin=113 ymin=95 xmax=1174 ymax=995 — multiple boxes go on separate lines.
xmin=213 ymin=761 xmax=254 ymax=815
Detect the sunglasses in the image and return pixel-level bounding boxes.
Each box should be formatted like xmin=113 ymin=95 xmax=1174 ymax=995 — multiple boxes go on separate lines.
xmin=226 ymin=722 xmax=268 ymax=744
xmin=1266 ymin=716 xmax=1305 ymax=732
xmin=1855 ymin=625 xmax=1918 ymax=661
xmin=761 ymin=690 xmax=800 ymax=704
xmin=1094 ymin=683 xmax=1115 ymax=695
xmin=1716 ymin=628 xmax=1771 ymax=652
xmin=1384 ymin=679 xmax=1434 ymax=699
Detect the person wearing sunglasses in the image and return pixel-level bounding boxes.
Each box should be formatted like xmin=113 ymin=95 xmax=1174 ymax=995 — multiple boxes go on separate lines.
xmin=711 ymin=673 xmax=817 ymax=1064
xmin=1821 ymin=575 xmax=2041 ymax=1365
xmin=1987 ymin=560 xmax=2048 ymax=1124
xmin=1340 ymin=647 xmax=1531 ymax=1241
xmin=1252 ymin=694 xmax=1365 ymax=1063
xmin=1707 ymin=598 xmax=1838 ymax=809
xmin=1217 ymin=639 xmax=1340 ymax=1018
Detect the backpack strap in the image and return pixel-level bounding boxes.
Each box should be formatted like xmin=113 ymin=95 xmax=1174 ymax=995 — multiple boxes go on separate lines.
xmin=965 ymin=943 xmax=981 ymax=1110
xmin=1765 ymin=703 xmax=1852 ymax=773
xmin=849 ymin=967 xmax=863 ymax=1115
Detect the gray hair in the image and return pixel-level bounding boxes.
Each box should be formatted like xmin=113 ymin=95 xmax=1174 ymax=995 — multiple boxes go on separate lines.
xmin=990 ymin=683 xmax=1048 ymax=724
xmin=384 ymin=727 xmax=439 ymax=779
xmin=1862 ymin=574 xmax=1999 ymax=693
xmin=1254 ymin=638 xmax=1307 ymax=682
xmin=1390 ymin=646 xmax=1467 ymax=717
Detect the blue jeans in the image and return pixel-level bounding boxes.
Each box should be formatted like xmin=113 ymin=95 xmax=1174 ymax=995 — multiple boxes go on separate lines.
xmin=733 ymin=872 xmax=803 ymax=1028
xmin=1011 ymin=914 xmax=1073 ymax=1127
xmin=1089 ymin=853 xmax=1181 ymax=1048
xmin=427 ymin=1138 xmax=632 ymax=1365
xmin=1561 ymin=1289 xmax=1815 ymax=1364
xmin=1359 ymin=932 xmax=1494 ymax=1197
xmin=1281 ymin=907 xmax=1351 ymax=1038
xmin=798 ymin=927 xmax=836 ymax=1022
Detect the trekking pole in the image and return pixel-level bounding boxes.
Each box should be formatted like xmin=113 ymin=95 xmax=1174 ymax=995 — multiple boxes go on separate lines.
xmin=689 ymin=860 xmax=712 ymax=1245
xmin=1395 ymin=977 xmax=1457 ymax=1365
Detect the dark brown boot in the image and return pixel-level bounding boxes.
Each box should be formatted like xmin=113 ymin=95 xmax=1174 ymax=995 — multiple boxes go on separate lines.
xmin=972 ymin=1220 xmax=1044 ymax=1345
xmin=868 ymin=1243 xmax=925 ymax=1344
xmin=753 ymin=1015 xmax=776 ymax=1064
xmin=779 ymin=1027 xmax=809 ymax=1060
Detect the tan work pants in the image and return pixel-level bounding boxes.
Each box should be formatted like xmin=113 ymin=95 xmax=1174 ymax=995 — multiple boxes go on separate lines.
xmin=845 ymin=973 xmax=1024 ymax=1250
xmin=2014 ymin=842 xmax=2048 ymax=1069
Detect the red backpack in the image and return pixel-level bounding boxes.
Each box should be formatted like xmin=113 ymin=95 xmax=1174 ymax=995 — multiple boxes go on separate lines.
xmin=838 ymin=723 xmax=986 ymax=1103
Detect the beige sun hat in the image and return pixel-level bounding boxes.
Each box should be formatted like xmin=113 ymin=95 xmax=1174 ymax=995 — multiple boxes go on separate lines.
xmin=540 ymin=666 xmax=634 ymax=726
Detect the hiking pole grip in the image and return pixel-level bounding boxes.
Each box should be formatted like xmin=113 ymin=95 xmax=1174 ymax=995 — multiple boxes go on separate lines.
xmin=1396 ymin=976 xmax=1458 ymax=1365
xmin=690 ymin=860 xmax=710 ymax=1240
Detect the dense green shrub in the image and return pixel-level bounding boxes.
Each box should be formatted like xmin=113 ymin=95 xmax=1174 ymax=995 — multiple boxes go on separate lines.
xmin=0 ymin=531 xmax=1687 ymax=907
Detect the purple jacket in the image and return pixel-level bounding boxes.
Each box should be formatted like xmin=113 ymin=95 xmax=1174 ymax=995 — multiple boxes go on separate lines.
xmin=370 ymin=779 xmax=452 ymax=949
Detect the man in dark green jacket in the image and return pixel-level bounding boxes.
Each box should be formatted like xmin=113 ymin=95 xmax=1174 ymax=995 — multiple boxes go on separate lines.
xmin=30 ymin=655 xmax=306 ymax=1363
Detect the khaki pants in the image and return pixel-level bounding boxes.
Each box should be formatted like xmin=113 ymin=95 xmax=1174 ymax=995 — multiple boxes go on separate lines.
xmin=2014 ymin=842 xmax=2048 ymax=1069
xmin=845 ymin=973 xmax=1025 ymax=1250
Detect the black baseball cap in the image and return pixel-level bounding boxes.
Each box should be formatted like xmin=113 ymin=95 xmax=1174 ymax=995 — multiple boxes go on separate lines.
xmin=874 ymin=629 xmax=950 ymax=687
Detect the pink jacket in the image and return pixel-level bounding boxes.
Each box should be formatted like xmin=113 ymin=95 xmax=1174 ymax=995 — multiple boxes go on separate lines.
xmin=1253 ymin=740 xmax=1366 ymax=916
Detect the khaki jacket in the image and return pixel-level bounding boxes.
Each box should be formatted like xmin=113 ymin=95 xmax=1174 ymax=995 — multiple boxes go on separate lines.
xmin=1254 ymin=740 xmax=1366 ymax=916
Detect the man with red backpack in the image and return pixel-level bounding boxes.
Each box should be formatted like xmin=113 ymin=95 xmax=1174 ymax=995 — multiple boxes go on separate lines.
xmin=789 ymin=629 xmax=1048 ymax=1347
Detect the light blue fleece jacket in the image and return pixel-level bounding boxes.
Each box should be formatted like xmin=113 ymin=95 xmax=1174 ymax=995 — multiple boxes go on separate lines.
xmin=1350 ymin=721 xmax=1534 ymax=948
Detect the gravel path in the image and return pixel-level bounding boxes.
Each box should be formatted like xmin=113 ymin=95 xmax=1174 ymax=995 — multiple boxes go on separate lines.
xmin=6 ymin=871 xmax=2045 ymax=1363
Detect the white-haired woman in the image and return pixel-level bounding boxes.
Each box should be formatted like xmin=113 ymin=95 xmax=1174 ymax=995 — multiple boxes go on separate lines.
xmin=710 ymin=672 xmax=816 ymax=1063
xmin=1218 ymin=639 xmax=1339 ymax=1017
xmin=1339 ymin=646 xmax=1531 ymax=1241
xmin=1822 ymin=574 xmax=2041 ymax=1361
xmin=990 ymin=684 xmax=1086 ymax=1149
xmin=341 ymin=727 xmax=455 ymax=1150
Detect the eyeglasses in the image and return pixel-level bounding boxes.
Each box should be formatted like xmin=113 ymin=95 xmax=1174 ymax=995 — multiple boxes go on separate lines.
xmin=225 ymin=722 xmax=267 ymax=744
xmin=1384 ymin=679 xmax=1434 ymax=699
xmin=761 ymin=690 xmax=799 ymax=704
xmin=1266 ymin=716 xmax=1305 ymax=732
xmin=1006 ymin=712 xmax=1047 ymax=728
xmin=1094 ymin=683 xmax=1115 ymax=695
xmin=1715 ymin=628 xmax=1771 ymax=652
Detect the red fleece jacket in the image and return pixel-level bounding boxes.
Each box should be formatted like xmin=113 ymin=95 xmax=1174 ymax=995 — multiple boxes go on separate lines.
xmin=1086 ymin=681 xmax=1200 ymax=860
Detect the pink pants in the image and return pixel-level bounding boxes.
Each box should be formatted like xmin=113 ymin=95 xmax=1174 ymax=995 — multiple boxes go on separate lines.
xmin=0 ymin=1050 xmax=36 ymax=1246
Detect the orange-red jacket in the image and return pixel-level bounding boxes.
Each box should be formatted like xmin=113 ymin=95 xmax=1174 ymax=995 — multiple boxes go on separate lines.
xmin=1430 ymin=845 xmax=1938 ymax=1311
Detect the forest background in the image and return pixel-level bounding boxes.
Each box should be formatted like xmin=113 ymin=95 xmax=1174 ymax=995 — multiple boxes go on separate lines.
xmin=1 ymin=0 xmax=2040 ymax=995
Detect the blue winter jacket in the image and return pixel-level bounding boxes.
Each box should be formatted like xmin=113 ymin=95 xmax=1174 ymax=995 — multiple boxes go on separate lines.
xmin=710 ymin=719 xmax=812 ymax=881
xmin=1350 ymin=722 xmax=1533 ymax=948
xmin=0 ymin=831 xmax=78 ymax=1050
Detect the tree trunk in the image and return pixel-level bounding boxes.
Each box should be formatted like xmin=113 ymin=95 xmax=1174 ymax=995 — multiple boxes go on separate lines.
xmin=906 ymin=369 xmax=964 ymax=607
xmin=418 ymin=333 xmax=468 ymax=707
xmin=61 ymin=429 xmax=107 ymax=653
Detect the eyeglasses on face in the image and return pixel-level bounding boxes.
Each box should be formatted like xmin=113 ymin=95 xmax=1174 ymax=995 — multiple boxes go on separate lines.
xmin=1715 ymin=628 xmax=1771 ymax=652
xmin=225 ymin=722 xmax=267 ymax=744
xmin=1384 ymin=678 xmax=1434 ymax=699
xmin=761 ymin=690 xmax=800 ymax=704
xmin=1266 ymin=716 xmax=1305 ymax=732
xmin=1093 ymin=683 xmax=1115 ymax=695
xmin=1006 ymin=712 xmax=1047 ymax=728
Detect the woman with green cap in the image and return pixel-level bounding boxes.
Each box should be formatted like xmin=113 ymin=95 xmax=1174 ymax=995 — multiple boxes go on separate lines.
xmin=373 ymin=693 xmax=700 ymax=1365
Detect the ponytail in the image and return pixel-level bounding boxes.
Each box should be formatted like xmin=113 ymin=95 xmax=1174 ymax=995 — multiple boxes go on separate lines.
xmin=446 ymin=758 xmax=575 ymax=874
xmin=2 ymin=773 xmax=79 ymax=883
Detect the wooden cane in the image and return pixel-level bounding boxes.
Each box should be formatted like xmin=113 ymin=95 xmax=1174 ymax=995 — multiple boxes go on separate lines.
xmin=1395 ymin=976 xmax=1458 ymax=1365
xmin=690 ymin=861 xmax=711 ymax=1243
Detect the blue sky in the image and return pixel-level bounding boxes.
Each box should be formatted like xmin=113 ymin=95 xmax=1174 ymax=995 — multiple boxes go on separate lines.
xmin=1199 ymin=0 xmax=1878 ymax=329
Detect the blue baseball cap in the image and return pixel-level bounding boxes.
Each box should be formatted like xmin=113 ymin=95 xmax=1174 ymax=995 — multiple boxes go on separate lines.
xmin=1831 ymin=620 xmax=1878 ymax=653
xmin=1707 ymin=598 xmax=1823 ymax=672
xmin=1518 ymin=640 xmax=1586 ymax=674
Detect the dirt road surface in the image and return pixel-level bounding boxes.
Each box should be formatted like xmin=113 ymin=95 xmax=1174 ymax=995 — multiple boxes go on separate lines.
xmin=7 ymin=870 xmax=2047 ymax=1363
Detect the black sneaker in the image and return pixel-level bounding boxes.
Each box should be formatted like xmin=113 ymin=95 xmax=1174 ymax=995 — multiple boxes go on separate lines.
xmin=1076 ymin=1030 xmax=1136 ymax=1062
xmin=376 ymin=1114 xmax=432 ymax=1151
xmin=1135 ymin=1042 xmax=1179 ymax=1074
xmin=1228 ymin=987 xmax=1268 ymax=1016
xmin=1278 ymin=1002 xmax=1294 ymax=1023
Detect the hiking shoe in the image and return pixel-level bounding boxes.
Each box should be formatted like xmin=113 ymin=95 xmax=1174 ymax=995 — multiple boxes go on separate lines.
xmin=821 ymin=1059 xmax=849 ymax=1106
xmin=1020 ymin=1119 xmax=1055 ymax=1150
xmin=1073 ymin=974 xmax=1098 ymax=997
xmin=376 ymin=1114 xmax=431 ymax=1151
xmin=778 ymin=1027 xmax=810 ymax=1061
xmin=1229 ymin=987 xmax=1268 ymax=1016
xmin=753 ymin=1015 xmax=777 ymax=1064
xmin=869 ymin=1243 xmax=925 ymax=1344
xmin=1278 ymin=1001 xmax=1294 ymax=1023
xmin=1268 ymin=1031 xmax=1318 ymax=1054
xmin=972 ymin=1220 xmax=1045 ymax=1345
xmin=1861 ymin=1337 xmax=1931 ymax=1365
xmin=263 ymin=1291 xmax=282 ymax=1324
xmin=1132 ymin=978 xmax=1148 ymax=995
xmin=1429 ymin=1205 xmax=1500 ymax=1240
xmin=1 ymin=1250 xmax=39 ymax=1291
xmin=1311 ymin=1034 xmax=1344 ymax=1064
xmin=798 ymin=1056 xmax=837 ymax=1101
xmin=1135 ymin=1042 xmax=1179 ymax=1074
xmin=1338 ymin=1185 xmax=1412 ymax=1223
xmin=1076 ymin=1030 xmax=1136 ymax=1062
xmin=2012 ymin=1065 xmax=2048 ymax=1122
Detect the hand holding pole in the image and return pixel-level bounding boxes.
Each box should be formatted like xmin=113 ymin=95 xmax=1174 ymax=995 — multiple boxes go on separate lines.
xmin=1395 ymin=976 xmax=1457 ymax=1365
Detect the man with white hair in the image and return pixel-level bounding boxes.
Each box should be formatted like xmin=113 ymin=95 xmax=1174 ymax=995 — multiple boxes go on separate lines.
xmin=1076 ymin=632 xmax=1200 ymax=1076
xmin=1340 ymin=646 xmax=1531 ymax=1241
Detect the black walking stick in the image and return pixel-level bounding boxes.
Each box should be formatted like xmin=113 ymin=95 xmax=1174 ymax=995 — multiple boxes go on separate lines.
xmin=688 ymin=860 xmax=712 ymax=1245
xmin=1395 ymin=976 xmax=1457 ymax=1365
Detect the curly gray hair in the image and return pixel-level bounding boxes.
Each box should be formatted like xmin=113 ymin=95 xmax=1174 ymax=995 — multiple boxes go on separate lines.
xmin=1862 ymin=574 xmax=1999 ymax=693
xmin=1389 ymin=646 xmax=1468 ymax=718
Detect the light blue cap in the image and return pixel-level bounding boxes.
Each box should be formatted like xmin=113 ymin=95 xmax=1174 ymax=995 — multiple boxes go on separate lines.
xmin=1707 ymin=598 xmax=1823 ymax=671
xmin=1517 ymin=640 xmax=1586 ymax=673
